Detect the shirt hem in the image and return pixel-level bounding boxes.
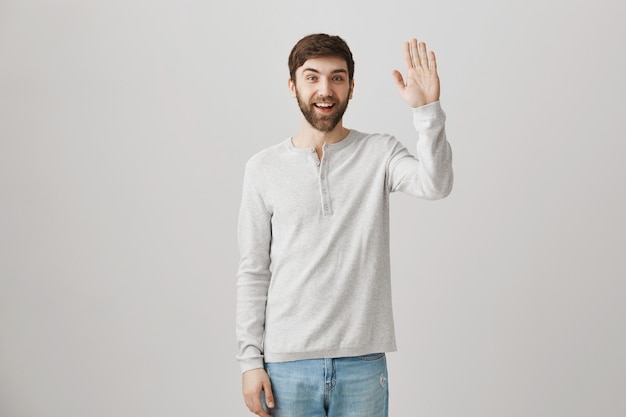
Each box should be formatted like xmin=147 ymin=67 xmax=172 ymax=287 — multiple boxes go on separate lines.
xmin=264 ymin=342 xmax=398 ymax=363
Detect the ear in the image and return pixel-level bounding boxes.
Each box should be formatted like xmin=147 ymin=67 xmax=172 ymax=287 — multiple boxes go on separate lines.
xmin=288 ymin=78 xmax=296 ymax=98
xmin=348 ymin=79 xmax=355 ymax=100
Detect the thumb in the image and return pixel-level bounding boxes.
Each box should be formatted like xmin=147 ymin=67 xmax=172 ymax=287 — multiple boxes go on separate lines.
xmin=263 ymin=380 xmax=275 ymax=409
xmin=391 ymin=70 xmax=405 ymax=91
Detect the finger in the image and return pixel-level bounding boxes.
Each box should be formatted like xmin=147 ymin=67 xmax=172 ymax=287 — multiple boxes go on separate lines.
xmin=428 ymin=50 xmax=437 ymax=71
xmin=245 ymin=395 xmax=270 ymax=417
xmin=402 ymin=41 xmax=413 ymax=70
xmin=410 ymin=38 xmax=420 ymax=68
xmin=391 ymin=69 xmax=405 ymax=90
xmin=419 ymin=42 xmax=429 ymax=67
xmin=247 ymin=399 xmax=271 ymax=417
xmin=263 ymin=379 xmax=275 ymax=409
xmin=244 ymin=390 xmax=271 ymax=417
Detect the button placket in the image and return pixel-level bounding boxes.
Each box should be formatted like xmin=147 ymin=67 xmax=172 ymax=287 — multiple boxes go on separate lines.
xmin=319 ymin=147 xmax=332 ymax=215
xmin=308 ymin=147 xmax=320 ymax=167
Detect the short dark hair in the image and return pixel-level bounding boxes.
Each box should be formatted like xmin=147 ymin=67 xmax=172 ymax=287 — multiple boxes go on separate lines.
xmin=288 ymin=33 xmax=355 ymax=82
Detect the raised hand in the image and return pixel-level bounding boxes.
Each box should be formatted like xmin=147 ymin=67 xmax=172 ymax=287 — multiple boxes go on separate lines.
xmin=392 ymin=38 xmax=440 ymax=108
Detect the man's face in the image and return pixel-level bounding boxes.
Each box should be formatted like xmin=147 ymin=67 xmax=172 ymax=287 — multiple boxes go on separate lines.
xmin=289 ymin=56 xmax=354 ymax=132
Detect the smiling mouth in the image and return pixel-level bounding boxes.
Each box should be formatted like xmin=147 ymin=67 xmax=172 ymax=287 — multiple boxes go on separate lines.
xmin=314 ymin=102 xmax=335 ymax=110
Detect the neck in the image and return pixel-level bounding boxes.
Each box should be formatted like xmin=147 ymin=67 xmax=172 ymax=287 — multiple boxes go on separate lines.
xmin=291 ymin=120 xmax=350 ymax=150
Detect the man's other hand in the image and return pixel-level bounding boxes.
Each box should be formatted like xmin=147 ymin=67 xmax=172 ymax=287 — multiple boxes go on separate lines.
xmin=242 ymin=368 xmax=274 ymax=417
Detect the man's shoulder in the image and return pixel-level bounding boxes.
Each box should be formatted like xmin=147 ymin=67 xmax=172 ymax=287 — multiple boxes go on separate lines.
xmin=245 ymin=139 xmax=289 ymax=169
xmin=351 ymin=130 xmax=401 ymax=152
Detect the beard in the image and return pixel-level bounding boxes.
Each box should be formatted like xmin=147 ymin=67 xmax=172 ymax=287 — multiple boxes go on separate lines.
xmin=295 ymin=89 xmax=350 ymax=132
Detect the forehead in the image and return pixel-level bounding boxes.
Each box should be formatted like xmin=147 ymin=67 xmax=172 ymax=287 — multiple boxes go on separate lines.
xmin=297 ymin=56 xmax=348 ymax=74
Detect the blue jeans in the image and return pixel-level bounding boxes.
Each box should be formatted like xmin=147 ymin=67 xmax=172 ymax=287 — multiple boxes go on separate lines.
xmin=264 ymin=353 xmax=388 ymax=417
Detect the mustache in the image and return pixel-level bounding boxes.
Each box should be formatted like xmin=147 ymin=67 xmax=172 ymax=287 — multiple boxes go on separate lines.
xmin=312 ymin=96 xmax=336 ymax=103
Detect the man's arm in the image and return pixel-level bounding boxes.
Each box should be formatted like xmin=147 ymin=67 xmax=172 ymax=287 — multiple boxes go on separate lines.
xmin=388 ymin=38 xmax=453 ymax=199
xmin=236 ymin=162 xmax=275 ymax=416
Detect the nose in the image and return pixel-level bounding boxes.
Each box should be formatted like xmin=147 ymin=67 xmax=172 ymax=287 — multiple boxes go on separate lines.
xmin=317 ymin=78 xmax=332 ymax=97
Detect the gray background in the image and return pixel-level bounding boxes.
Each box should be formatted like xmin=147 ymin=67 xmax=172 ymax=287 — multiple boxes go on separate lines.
xmin=1 ymin=0 xmax=624 ymax=416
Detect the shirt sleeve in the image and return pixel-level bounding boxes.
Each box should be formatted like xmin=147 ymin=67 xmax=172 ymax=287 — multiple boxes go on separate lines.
xmin=236 ymin=161 xmax=272 ymax=373
xmin=386 ymin=100 xmax=454 ymax=199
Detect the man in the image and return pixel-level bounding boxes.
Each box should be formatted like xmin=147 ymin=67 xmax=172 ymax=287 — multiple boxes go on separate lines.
xmin=236 ymin=33 xmax=453 ymax=417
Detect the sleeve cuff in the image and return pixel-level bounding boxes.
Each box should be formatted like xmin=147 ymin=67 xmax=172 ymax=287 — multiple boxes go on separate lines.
xmin=240 ymin=358 xmax=265 ymax=374
xmin=411 ymin=100 xmax=444 ymax=119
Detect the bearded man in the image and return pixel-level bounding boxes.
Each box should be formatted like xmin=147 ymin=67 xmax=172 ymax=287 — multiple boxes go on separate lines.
xmin=236 ymin=33 xmax=454 ymax=417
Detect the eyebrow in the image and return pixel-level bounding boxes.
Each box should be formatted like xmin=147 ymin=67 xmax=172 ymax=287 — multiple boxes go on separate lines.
xmin=302 ymin=68 xmax=348 ymax=75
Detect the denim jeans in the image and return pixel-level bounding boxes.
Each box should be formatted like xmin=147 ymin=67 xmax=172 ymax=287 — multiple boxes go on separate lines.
xmin=264 ymin=353 xmax=388 ymax=417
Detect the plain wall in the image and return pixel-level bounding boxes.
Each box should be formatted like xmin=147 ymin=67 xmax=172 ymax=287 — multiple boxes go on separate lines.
xmin=1 ymin=0 xmax=624 ymax=416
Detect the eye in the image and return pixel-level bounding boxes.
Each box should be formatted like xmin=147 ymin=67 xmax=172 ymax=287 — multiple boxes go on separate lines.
xmin=306 ymin=75 xmax=317 ymax=81
xmin=332 ymin=75 xmax=344 ymax=82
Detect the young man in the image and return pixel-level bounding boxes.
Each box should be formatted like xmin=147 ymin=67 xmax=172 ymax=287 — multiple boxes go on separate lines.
xmin=236 ymin=34 xmax=453 ymax=417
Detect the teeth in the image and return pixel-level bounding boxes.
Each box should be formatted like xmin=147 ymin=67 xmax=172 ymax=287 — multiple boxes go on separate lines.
xmin=316 ymin=103 xmax=334 ymax=108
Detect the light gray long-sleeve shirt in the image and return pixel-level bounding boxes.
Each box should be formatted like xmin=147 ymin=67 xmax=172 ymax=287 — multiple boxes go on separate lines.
xmin=236 ymin=101 xmax=453 ymax=373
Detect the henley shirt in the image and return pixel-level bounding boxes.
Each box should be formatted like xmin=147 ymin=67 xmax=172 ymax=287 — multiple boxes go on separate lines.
xmin=236 ymin=101 xmax=453 ymax=373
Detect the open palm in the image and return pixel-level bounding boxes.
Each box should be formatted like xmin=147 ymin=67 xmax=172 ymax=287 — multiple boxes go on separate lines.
xmin=392 ymin=38 xmax=440 ymax=108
